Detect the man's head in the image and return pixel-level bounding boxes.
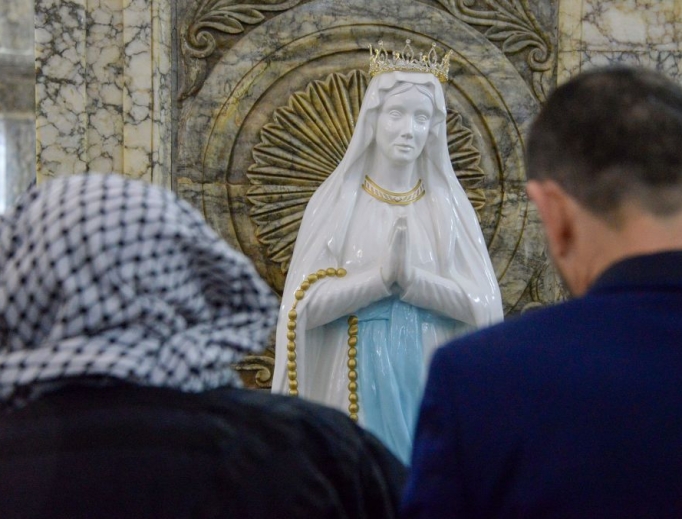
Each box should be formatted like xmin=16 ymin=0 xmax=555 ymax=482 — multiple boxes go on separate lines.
xmin=0 ymin=174 xmax=278 ymax=408
xmin=526 ymin=67 xmax=682 ymax=296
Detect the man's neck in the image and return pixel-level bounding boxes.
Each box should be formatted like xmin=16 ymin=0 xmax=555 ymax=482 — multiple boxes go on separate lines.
xmin=571 ymin=207 xmax=682 ymax=296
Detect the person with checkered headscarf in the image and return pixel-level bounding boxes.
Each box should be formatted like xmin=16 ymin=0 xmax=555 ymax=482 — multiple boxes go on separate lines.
xmin=0 ymin=174 xmax=405 ymax=518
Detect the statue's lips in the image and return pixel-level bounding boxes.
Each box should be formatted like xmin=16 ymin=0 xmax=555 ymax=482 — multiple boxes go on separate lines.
xmin=394 ymin=144 xmax=414 ymax=151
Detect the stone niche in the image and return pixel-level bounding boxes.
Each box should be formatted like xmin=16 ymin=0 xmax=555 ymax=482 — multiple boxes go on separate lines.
xmin=174 ymin=0 xmax=563 ymax=388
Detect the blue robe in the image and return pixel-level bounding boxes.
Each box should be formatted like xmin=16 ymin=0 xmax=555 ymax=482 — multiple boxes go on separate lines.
xmin=355 ymin=296 xmax=469 ymax=464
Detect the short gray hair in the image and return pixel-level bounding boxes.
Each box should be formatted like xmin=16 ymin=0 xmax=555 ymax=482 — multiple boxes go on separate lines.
xmin=526 ymin=66 xmax=682 ymax=219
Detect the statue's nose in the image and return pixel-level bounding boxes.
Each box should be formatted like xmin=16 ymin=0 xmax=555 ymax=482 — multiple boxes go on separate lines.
xmin=400 ymin=119 xmax=415 ymax=138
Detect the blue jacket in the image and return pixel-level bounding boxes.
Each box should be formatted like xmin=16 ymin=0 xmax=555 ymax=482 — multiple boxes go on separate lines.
xmin=402 ymin=252 xmax=682 ymax=518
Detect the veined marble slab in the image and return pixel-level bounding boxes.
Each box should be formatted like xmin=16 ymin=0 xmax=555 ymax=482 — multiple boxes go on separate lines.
xmin=558 ymin=0 xmax=682 ymax=83
xmin=581 ymin=50 xmax=682 ymax=79
xmin=558 ymin=0 xmax=583 ymax=51
xmin=581 ymin=0 xmax=681 ymax=51
xmin=34 ymin=0 xmax=172 ymax=187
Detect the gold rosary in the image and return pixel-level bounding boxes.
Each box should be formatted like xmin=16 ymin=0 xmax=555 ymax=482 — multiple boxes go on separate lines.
xmin=285 ymin=267 xmax=360 ymax=422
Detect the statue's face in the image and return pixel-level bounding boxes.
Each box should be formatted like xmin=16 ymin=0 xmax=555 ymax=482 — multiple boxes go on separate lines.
xmin=375 ymin=86 xmax=434 ymax=166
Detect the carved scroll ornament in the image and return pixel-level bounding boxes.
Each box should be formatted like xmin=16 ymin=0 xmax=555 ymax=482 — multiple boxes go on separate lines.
xmin=437 ymin=0 xmax=553 ymax=101
xmin=180 ymin=0 xmax=302 ymax=100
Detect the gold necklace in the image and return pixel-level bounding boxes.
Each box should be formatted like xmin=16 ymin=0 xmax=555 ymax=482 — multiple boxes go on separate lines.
xmin=361 ymin=175 xmax=425 ymax=206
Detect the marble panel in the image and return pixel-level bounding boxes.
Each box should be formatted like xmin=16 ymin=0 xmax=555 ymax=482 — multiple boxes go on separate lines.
xmin=85 ymin=0 xmax=125 ymax=178
xmin=34 ymin=0 xmax=172 ymax=187
xmin=558 ymin=0 xmax=682 ymax=84
xmin=581 ymin=50 xmax=682 ymax=82
xmin=558 ymin=0 xmax=583 ymax=53
xmin=0 ymin=0 xmax=35 ymax=54
xmin=121 ymin=0 xmax=172 ymax=186
xmin=581 ymin=0 xmax=681 ymax=51
xmin=35 ymin=0 xmax=89 ymax=180
xmin=557 ymin=50 xmax=582 ymax=84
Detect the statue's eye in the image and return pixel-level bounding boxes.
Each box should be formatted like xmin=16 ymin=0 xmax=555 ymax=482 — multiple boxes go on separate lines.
xmin=415 ymin=115 xmax=429 ymax=124
xmin=389 ymin=110 xmax=402 ymax=118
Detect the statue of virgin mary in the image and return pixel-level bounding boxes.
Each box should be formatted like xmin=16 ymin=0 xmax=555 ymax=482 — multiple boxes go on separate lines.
xmin=272 ymin=44 xmax=503 ymax=464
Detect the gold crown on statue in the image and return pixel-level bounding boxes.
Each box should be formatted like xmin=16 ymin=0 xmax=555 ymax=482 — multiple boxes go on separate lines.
xmin=368 ymin=39 xmax=452 ymax=83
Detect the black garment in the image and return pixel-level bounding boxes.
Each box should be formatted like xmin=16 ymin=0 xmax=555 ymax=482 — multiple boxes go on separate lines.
xmin=0 ymin=380 xmax=406 ymax=519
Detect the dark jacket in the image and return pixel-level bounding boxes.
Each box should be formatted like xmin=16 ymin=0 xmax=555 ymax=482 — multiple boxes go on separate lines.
xmin=0 ymin=379 xmax=406 ymax=518
xmin=403 ymin=252 xmax=682 ymax=518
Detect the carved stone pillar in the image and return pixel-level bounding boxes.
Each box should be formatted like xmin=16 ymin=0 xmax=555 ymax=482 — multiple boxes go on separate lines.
xmin=34 ymin=0 xmax=172 ymax=187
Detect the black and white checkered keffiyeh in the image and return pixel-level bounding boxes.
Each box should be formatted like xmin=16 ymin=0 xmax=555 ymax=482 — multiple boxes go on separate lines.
xmin=0 ymin=174 xmax=278 ymax=407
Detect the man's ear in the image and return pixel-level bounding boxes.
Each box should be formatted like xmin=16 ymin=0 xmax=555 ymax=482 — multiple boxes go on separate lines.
xmin=526 ymin=180 xmax=576 ymax=260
